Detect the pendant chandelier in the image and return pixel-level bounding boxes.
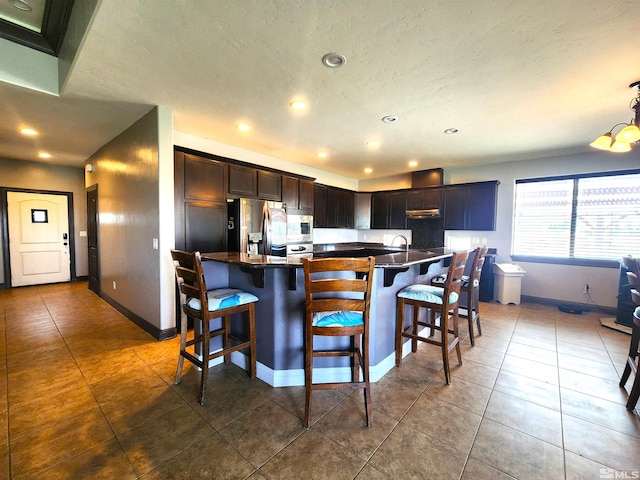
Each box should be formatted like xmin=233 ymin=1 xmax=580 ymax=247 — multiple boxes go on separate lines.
xmin=590 ymin=81 xmax=640 ymax=153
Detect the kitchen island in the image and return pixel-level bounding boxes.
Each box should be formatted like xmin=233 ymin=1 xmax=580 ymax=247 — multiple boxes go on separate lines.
xmin=201 ymin=245 xmax=456 ymax=386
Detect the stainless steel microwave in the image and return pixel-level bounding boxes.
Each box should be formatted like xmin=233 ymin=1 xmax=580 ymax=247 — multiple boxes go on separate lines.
xmin=286 ymin=214 xmax=313 ymax=244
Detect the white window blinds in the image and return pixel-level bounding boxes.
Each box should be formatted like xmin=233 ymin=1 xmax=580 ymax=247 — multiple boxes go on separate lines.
xmin=513 ymin=172 xmax=640 ymax=261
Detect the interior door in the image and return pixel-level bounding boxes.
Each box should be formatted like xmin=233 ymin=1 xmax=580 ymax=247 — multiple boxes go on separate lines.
xmin=87 ymin=186 xmax=99 ymax=294
xmin=8 ymin=191 xmax=71 ymax=286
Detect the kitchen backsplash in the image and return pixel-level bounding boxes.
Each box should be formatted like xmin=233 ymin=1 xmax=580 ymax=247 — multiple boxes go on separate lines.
xmin=314 ymin=228 xmax=412 ymax=246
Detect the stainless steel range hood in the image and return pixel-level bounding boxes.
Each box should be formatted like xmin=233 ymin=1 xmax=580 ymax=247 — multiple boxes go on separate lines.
xmin=405 ymin=208 xmax=441 ymax=218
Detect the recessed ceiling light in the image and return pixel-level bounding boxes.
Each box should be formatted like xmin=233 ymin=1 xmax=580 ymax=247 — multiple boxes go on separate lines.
xmin=408 ymin=160 xmax=418 ymax=167
xmin=290 ymin=100 xmax=307 ymax=111
xmin=382 ymin=115 xmax=398 ymax=123
xmin=322 ymin=53 xmax=346 ymax=68
xmin=366 ymin=140 xmax=380 ymax=148
xmin=9 ymin=0 xmax=32 ymax=12
xmin=237 ymin=124 xmax=251 ymax=131
xmin=21 ymin=128 xmax=38 ymax=136
xmin=444 ymin=128 xmax=459 ymax=134
xmin=317 ymin=152 xmax=327 ymax=158
xmin=364 ymin=167 xmax=373 ymax=174
xmin=38 ymin=152 xmax=52 ymax=159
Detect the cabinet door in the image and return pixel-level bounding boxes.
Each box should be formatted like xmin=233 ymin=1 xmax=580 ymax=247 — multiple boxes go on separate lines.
xmin=298 ymin=179 xmax=315 ymax=211
xmin=326 ymin=188 xmax=339 ymax=227
xmin=388 ymin=191 xmax=407 ymax=229
xmin=407 ymin=188 xmax=441 ymax=210
xmin=229 ymin=165 xmax=257 ymax=197
xmin=442 ymin=186 xmax=467 ymax=230
xmin=371 ymin=193 xmax=389 ymax=229
xmin=407 ymin=190 xmax=424 ymax=210
xmin=281 ymin=176 xmax=299 ymax=208
xmin=423 ymin=188 xmax=441 ymax=208
xmin=257 ymin=170 xmax=281 ymax=201
xmin=335 ymin=190 xmax=355 ymax=228
xmin=282 ymin=177 xmax=314 ymax=212
xmin=467 ymin=183 xmax=497 ymax=230
xmin=314 ymin=185 xmax=328 ymax=227
xmin=344 ymin=191 xmax=355 ymax=228
xmin=184 ymin=201 xmax=227 ymax=252
xmin=183 ymin=154 xmax=227 ymax=201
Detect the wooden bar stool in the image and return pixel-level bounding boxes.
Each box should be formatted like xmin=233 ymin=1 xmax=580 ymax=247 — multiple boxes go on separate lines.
xmin=302 ymin=256 xmax=376 ymax=428
xmin=432 ymin=245 xmax=488 ymax=346
xmin=460 ymin=245 xmax=488 ymax=346
xmin=171 ymin=249 xmax=258 ymax=405
xmin=620 ymin=285 xmax=640 ymax=411
xmin=396 ymin=250 xmax=469 ymax=384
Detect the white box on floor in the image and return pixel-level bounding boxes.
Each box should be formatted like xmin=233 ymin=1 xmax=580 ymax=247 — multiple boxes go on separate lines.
xmin=493 ymin=263 xmax=526 ymax=305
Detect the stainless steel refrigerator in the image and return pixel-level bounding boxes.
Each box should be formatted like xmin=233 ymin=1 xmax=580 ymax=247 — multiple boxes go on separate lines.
xmin=227 ymin=198 xmax=287 ymax=256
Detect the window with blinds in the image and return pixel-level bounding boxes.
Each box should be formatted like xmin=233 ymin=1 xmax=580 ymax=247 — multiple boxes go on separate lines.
xmin=513 ymin=170 xmax=640 ymax=263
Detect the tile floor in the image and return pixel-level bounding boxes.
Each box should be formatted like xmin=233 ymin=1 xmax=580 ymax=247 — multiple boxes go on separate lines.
xmin=1 ymin=282 xmax=640 ymax=479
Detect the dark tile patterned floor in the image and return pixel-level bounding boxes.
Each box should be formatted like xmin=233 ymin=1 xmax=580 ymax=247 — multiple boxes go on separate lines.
xmin=1 ymin=282 xmax=639 ymax=479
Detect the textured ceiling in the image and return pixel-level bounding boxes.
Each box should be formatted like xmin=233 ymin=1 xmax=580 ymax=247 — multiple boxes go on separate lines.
xmin=2 ymin=0 xmax=640 ymax=179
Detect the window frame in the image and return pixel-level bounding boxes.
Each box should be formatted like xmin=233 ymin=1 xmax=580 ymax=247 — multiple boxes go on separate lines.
xmin=511 ymin=168 xmax=640 ymax=268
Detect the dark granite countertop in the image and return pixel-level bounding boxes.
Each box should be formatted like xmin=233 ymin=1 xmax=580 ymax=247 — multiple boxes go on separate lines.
xmin=202 ymin=244 xmax=455 ymax=269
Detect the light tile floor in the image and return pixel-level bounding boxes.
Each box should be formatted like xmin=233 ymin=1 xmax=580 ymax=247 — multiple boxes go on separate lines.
xmin=1 ymin=282 xmax=640 ymax=479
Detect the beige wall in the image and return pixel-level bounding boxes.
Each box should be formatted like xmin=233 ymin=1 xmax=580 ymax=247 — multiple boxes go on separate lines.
xmin=84 ymin=106 xmax=175 ymax=333
xmin=0 ymin=157 xmax=87 ymax=284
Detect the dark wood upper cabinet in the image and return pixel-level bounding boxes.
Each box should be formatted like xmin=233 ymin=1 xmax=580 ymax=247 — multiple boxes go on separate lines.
xmin=466 ymin=182 xmax=498 ymax=230
xmin=282 ymin=176 xmax=314 ymax=212
xmin=371 ymin=192 xmax=389 ymax=229
xmin=335 ymin=189 xmax=355 ymax=228
xmin=314 ymin=184 xmax=354 ymax=228
xmin=442 ymin=181 xmax=498 ymax=231
xmin=442 ymin=186 xmax=467 ymax=230
xmin=371 ymin=191 xmax=406 ymax=229
xmin=257 ymin=170 xmax=281 ymax=201
xmin=298 ymin=179 xmax=315 ymax=211
xmin=314 ymin=185 xmax=328 ymax=227
xmin=183 ymin=153 xmax=227 ymax=201
xmin=327 ymin=189 xmax=338 ymax=227
xmin=388 ymin=191 xmax=407 ymax=229
xmin=282 ymin=175 xmax=298 ymax=207
xmin=407 ymin=188 xmax=441 ymax=210
xmin=229 ymin=165 xmax=281 ymax=201
xmin=228 ymin=164 xmax=257 ymax=197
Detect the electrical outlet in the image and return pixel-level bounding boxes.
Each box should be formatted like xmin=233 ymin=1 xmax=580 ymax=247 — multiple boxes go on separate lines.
xmin=583 ymin=283 xmax=590 ymax=294
xmin=113 ymin=280 xmax=117 ymax=290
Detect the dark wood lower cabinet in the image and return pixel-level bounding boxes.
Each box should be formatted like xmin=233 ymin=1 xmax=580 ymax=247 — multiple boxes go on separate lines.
xmin=184 ymin=202 xmax=228 ymax=252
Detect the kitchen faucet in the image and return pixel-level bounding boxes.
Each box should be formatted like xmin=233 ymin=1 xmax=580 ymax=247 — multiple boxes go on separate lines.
xmin=392 ymin=234 xmax=409 ymax=253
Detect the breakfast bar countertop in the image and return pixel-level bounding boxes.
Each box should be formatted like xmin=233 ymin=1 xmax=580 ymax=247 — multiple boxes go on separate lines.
xmin=202 ymin=244 xmax=455 ymax=269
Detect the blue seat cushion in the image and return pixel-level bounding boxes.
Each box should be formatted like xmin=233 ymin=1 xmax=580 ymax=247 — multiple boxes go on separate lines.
xmin=432 ymin=274 xmax=478 ymax=288
xmin=397 ymin=284 xmax=459 ymax=305
xmin=186 ymin=288 xmax=258 ymax=312
xmin=312 ymin=311 xmax=363 ymax=327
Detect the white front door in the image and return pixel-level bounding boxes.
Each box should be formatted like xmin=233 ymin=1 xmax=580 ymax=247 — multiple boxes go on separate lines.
xmin=8 ymin=191 xmax=71 ymax=287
